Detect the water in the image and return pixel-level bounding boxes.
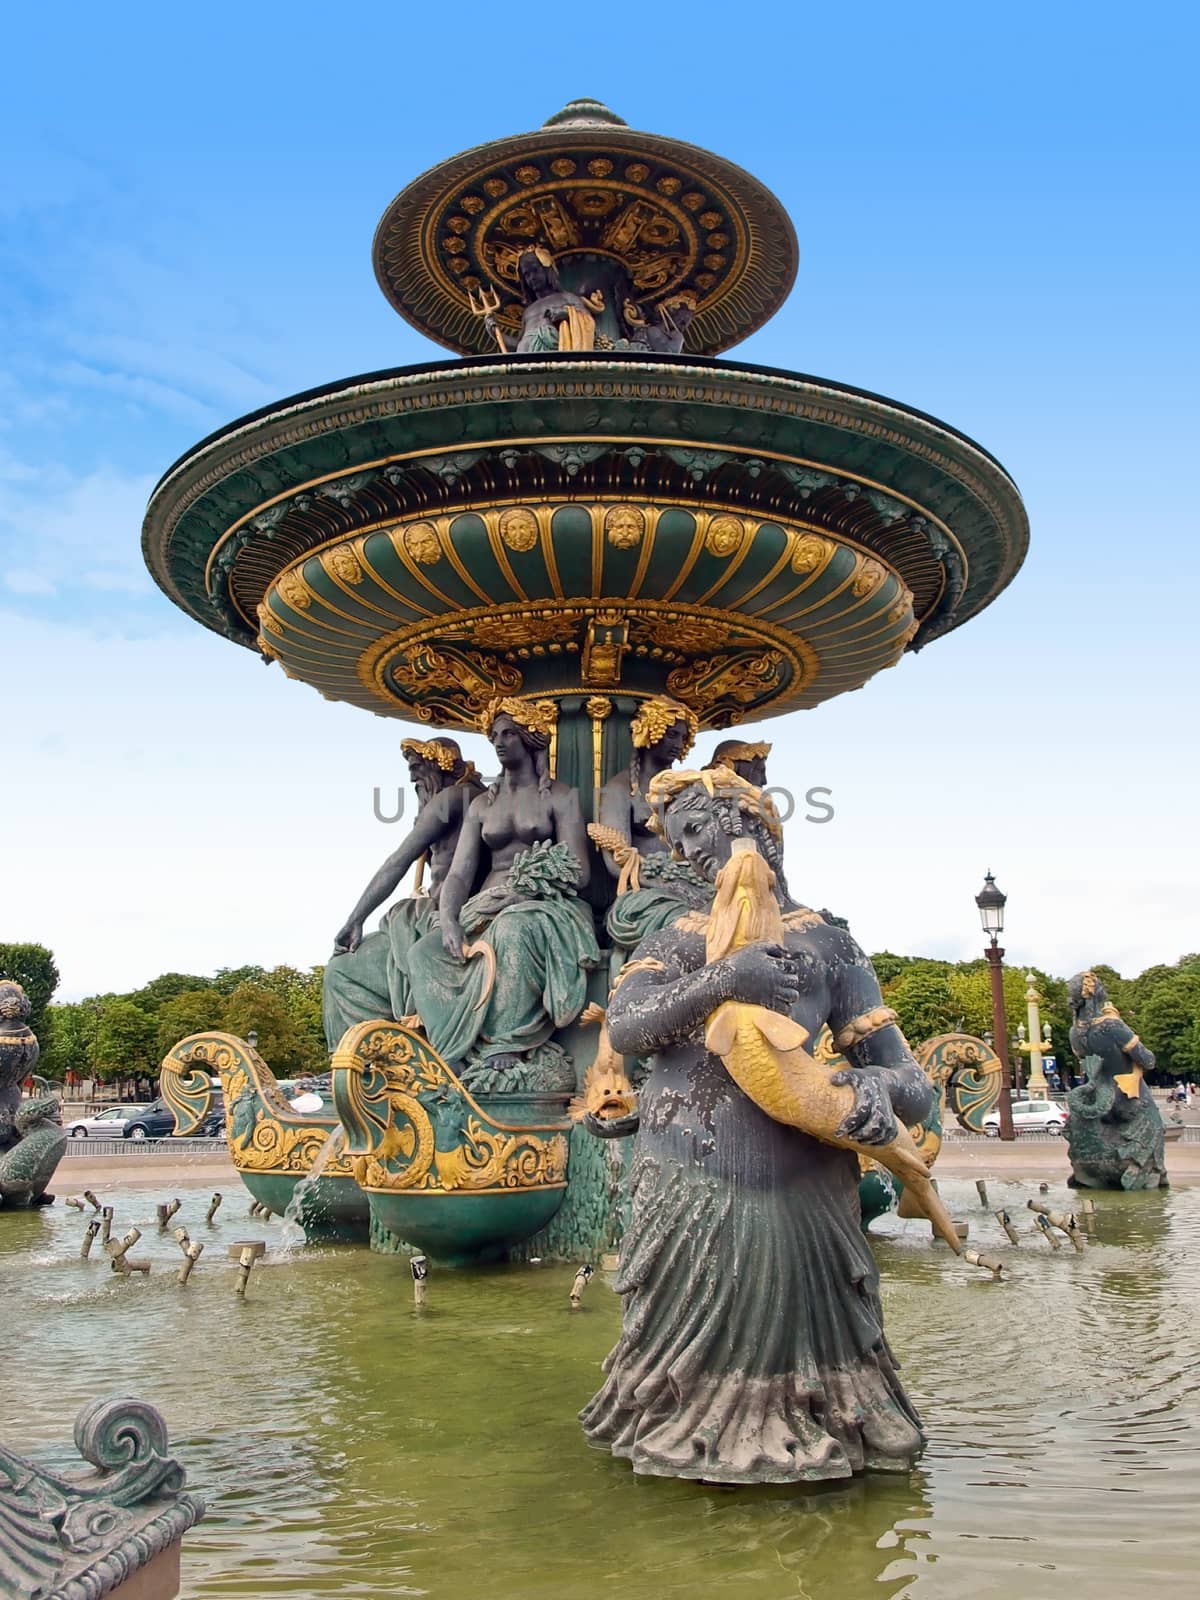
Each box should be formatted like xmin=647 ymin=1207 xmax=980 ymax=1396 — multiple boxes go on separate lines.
xmin=278 ymin=1126 xmax=345 ymax=1248
xmin=1 ymin=1177 xmax=1197 ymax=1600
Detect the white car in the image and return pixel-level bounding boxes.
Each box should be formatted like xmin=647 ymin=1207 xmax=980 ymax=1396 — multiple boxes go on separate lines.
xmin=982 ymin=1099 xmax=1069 ymax=1136
xmin=65 ymin=1105 xmax=145 ymax=1138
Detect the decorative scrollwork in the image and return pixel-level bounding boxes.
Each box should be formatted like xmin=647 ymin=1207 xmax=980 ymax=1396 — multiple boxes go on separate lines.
xmin=331 ymin=1020 xmax=571 ymax=1195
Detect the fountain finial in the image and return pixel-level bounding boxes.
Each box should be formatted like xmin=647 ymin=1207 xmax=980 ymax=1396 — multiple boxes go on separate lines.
xmin=541 ymin=97 xmax=628 ymax=128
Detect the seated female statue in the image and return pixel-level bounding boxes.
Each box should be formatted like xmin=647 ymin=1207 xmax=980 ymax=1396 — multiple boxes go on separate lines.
xmin=580 ymin=766 xmax=933 ymax=1484
xmin=404 ymin=699 xmax=600 ymax=1088
xmin=321 ymin=738 xmax=482 ymax=1051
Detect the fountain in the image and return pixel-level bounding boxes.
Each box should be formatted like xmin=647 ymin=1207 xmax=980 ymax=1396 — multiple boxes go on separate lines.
xmin=145 ymin=101 xmax=1022 ymax=1269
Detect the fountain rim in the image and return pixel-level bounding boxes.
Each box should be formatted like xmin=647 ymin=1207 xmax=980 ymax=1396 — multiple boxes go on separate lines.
xmin=142 ymin=351 xmax=1028 ymax=664
xmin=151 ymin=351 xmax=1020 ymax=498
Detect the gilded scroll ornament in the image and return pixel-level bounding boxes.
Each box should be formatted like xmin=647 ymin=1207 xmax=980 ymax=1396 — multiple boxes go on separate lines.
xmin=256 ymin=602 xmax=283 ymax=637
xmin=467 ymin=611 xmax=583 ymax=651
xmin=332 ymin=1021 xmax=570 ymax=1196
xmin=499 ymin=507 xmax=539 ymax=552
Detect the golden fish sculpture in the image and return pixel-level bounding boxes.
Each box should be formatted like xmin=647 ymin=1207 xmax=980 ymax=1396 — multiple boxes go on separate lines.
xmin=703 ymin=840 xmax=971 ymax=1259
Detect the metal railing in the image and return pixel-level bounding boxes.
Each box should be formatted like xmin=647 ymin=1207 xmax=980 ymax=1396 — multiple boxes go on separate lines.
xmin=62 ymin=1139 xmax=229 ymax=1158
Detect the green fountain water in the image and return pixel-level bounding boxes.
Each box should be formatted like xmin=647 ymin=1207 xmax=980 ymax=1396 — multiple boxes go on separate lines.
xmin=2 ymin=1177 xmax=1196 ymax=1599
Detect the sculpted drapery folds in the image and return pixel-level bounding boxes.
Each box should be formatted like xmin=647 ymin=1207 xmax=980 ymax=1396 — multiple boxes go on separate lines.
xmin=579 ymin=768 xmax=933 ymax=1484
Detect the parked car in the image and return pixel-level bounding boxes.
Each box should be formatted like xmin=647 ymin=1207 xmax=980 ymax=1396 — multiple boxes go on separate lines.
xmin=122 ymin=1096 xmax=225 ymax=1140
xmin=982 ymin=1099 xmax=1069 ymax=1136
xmin=65 ymin=1105 xmax=146 ymax=1138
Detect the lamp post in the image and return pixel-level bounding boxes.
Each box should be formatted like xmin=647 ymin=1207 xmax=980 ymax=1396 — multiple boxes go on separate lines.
xmin=1019 ymin=974 xmax=1052 ymax=1101
xmin=975 ymin=872 xmax=1014 ymax=1140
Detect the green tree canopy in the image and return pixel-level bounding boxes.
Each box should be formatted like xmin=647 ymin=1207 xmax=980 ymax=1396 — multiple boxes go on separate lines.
xmin=93 ymin=999 xmax=157 ymax=1083
xmin=885 ymin=967 xmax=960 ymax=1044
xmin=154 ymin=988 xmax=229 ymax=1062
xmin=0 ymin=943 xmax=60 ymax=1039
xmin=37 ymin=1002 xmax=91 ymax=1082
xmin=222 ymin=983 xmax=309 ymax=1076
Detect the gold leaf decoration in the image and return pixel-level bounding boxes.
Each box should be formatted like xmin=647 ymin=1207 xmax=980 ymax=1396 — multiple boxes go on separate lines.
xmin=790 ymin=533 xmax=832 ymax=573
xmin=705 ymin=514 xmax=745 ymax=557
xmin=852 ymin=557 xmax=887 ymax=597
xmin=327 ymin=545 xmax=364 ymax=585
xmin=404 ymin=522 xmax=441 ymax=564
xmin=498 ymin=507 xmax=539 ymax=552
xmin=604 ymin=504 xmax=645 ymax=549
xmin=276 ymin=570 xmax=311 ymax=610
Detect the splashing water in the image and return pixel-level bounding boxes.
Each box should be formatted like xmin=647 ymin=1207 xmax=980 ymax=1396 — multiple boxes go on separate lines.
xmin=277 ymin=1126 xmax=346 ymax=1250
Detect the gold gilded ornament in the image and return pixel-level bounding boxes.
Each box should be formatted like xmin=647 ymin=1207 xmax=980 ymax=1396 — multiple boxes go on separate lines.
xmin=327 ymin=545 xmax=365 ymax=585
xmin=790 ymin=533 xmax=832 ymax=573
xmin=498 ymin=507 xmax=539 ymax=552
xmin=479 ymin=696 xmax=558 ymax=739
xmin=705 ymin=514 xmax=745 ymax=557
xmin=256 ymin=602 xmax=283 ymax=637
xmin=604 ymin=504 xmax=645 ymax=549
xmin=400 ymin=738 xmax=460 ymax=771
xmin=630 ymin=695 xmax=698 ymax=752
xmin=585 ymin=696 xmax=613 ymax=721
xmin=852 ymin=558 xmax=887 ymax=597
xmin=404 ymin=522 xmax=441 ymax=564
xmin=276 ymin=569 xmax=311 ymax=610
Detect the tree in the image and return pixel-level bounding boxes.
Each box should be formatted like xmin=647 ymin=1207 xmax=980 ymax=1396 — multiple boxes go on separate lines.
xmin=154 ymin=989 xmax=228 ymax=1061
xmin=0 ymin=943 xmax=60 ymax=1040
xmin=128 ymin=973 xmax=212 ymax=1013
xmin=1138 ymin=973 xmax=1200 ymax=1079
xmin=212 ymin=965 xmax=268 ymax=997
xmin=93 ymin=999 xmax=157 ymax=1083
xmin=885 ymin=967 xmax=960 ymax=1046
xmin=221 ymin=983 xmax=309 ymax=1075
xmin=37 ymin=1002 xmax=92 ymax=1082
xmin=870 ymin=952 xmax=917 ymax=988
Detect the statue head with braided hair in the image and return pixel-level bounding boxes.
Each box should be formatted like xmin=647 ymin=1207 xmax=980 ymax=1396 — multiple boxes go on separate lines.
xmin=628 ymin=696 xmax=697 ymax=801
xmin=646 ymin=765 xmax=791 ymax=904
xmin=480 ymin=697 xmax=557 ymax=802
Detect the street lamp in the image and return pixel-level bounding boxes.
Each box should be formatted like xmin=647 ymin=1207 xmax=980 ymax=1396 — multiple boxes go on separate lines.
xmin=975 ymin=872 xmax=1015 ymax=1140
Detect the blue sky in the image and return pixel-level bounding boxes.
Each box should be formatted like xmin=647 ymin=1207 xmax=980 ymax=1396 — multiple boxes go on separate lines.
xmin=2 ymin=2 xmax=1197 ymax=998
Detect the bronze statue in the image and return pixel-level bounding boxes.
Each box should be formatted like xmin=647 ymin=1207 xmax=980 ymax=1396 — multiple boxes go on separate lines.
xmin=0 ymin=982 xmax=65 ymax=1208
xmin=579 ymin=768 xmax=933 ymax=1483
xmin=704 ymin=738 xmax=771 ymax=788
xmin=1065 ymin=970 xmax=1168 ymax=1189
xmin=402 ymin=699 xmax=600 ymax=1087
xmin=322 ymin=738 xmax=483 ymax=1050
xmin=591 ymin=698 xmax=711 ymax=971
xmin=469 ymin=246 xmax=608 ymax=354
xmin=595 ymin=697 xmax=698 ymax=880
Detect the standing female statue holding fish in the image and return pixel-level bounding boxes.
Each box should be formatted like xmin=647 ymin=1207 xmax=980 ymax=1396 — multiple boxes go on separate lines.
xmin=579 ymin=767 xmax=934 ymax=1484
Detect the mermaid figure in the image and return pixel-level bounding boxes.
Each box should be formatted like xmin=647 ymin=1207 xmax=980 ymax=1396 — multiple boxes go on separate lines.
xmin=580 ymin=767 xmax=932 ymax=1483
